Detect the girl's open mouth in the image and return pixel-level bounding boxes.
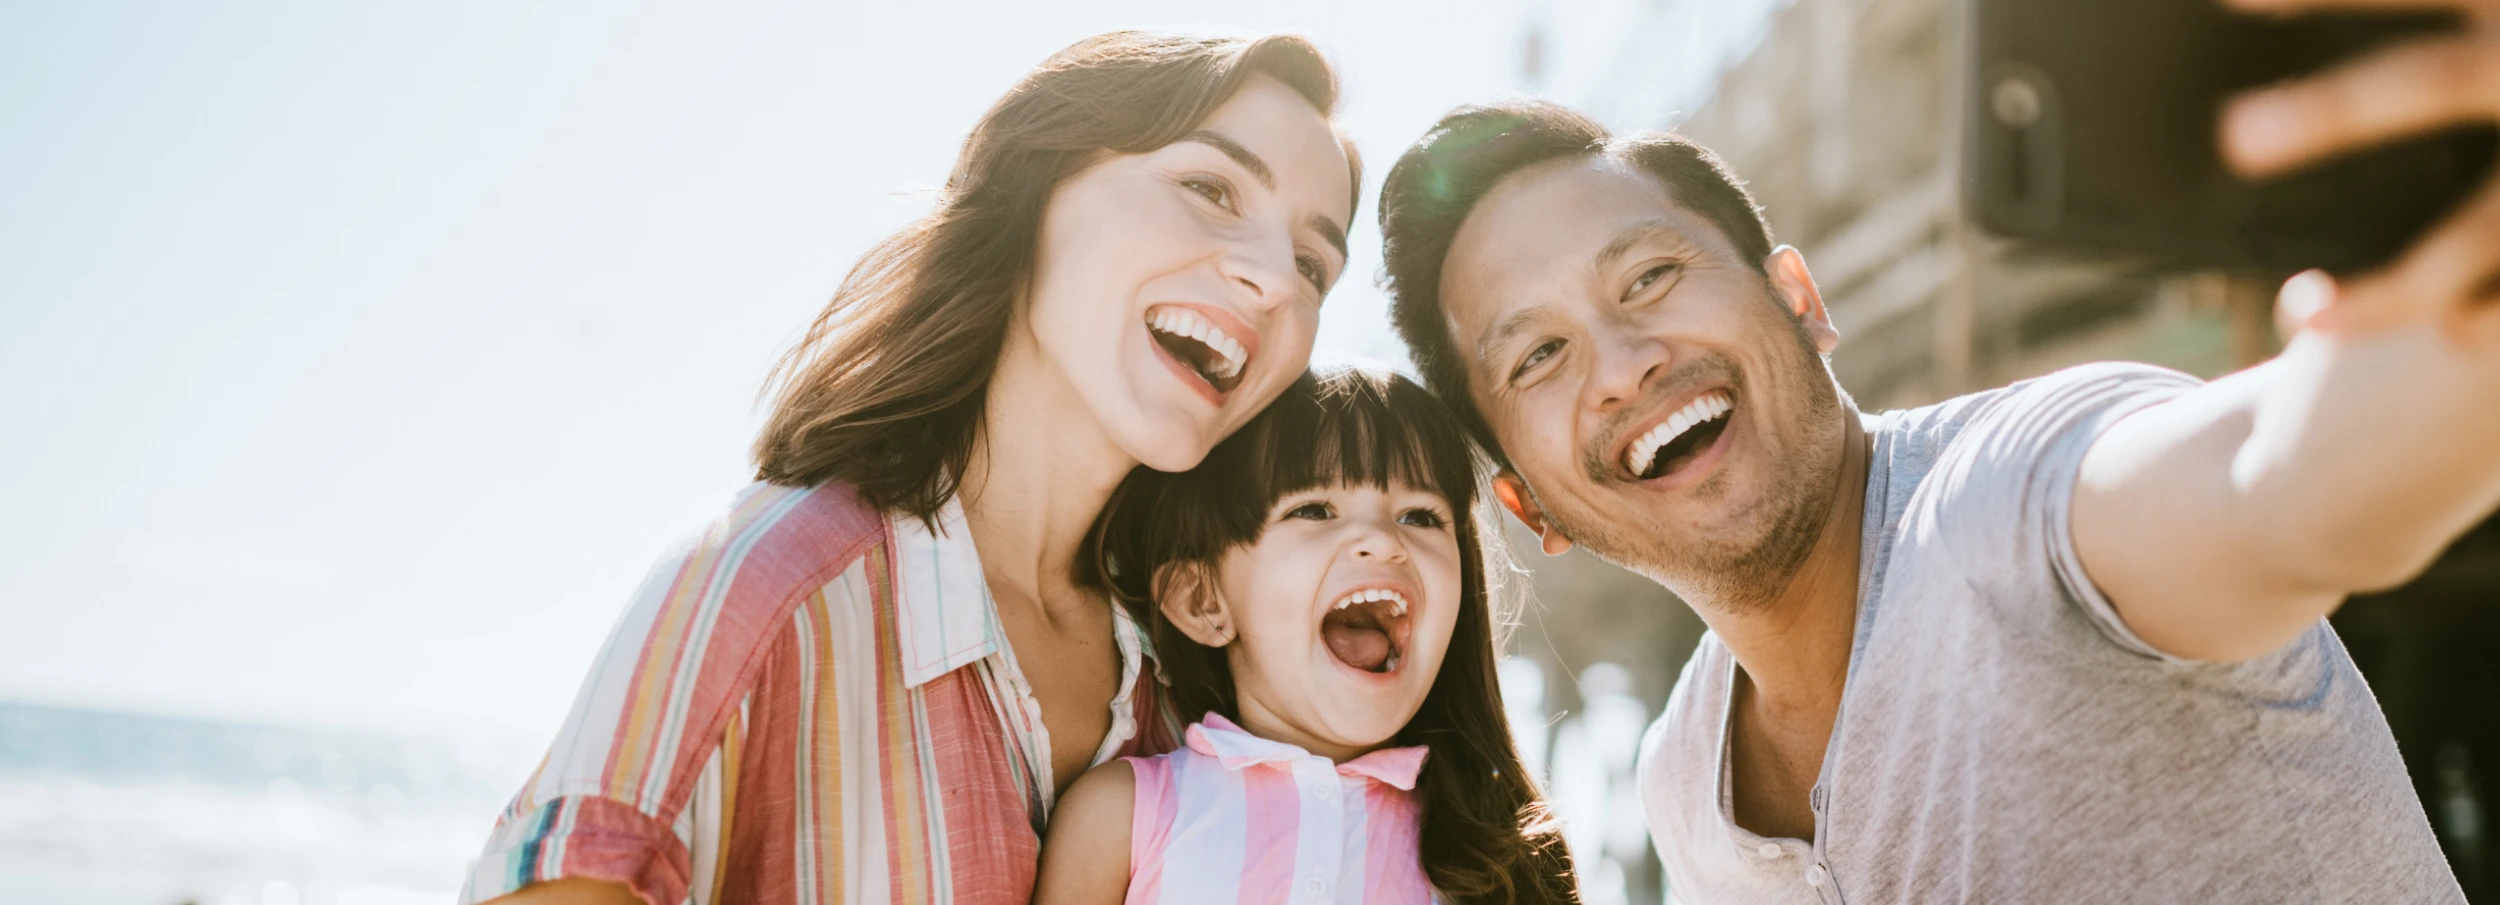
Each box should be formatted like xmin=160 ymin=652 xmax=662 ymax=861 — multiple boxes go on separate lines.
xmin=1320 ymin=588 xmax=1412 ymax=674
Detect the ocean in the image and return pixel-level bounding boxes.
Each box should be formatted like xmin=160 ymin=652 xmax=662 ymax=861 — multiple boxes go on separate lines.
xmin=0 ymin=702 xmax=520 ymax=905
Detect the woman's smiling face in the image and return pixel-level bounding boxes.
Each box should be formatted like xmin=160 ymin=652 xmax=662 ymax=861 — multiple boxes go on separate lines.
xmin=1018 ymin=74 xmax=1355 ymax=472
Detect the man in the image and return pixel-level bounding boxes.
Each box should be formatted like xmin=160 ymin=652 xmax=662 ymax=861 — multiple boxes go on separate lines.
xmin=1375 ymin=0 xmax=2500 ymax=899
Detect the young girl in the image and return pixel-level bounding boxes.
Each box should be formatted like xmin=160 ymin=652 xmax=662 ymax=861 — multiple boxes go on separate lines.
xmin=1039 ymin=368 xmax=1580 ymax=905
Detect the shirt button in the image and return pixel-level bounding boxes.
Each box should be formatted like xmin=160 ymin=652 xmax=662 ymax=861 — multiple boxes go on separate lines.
xmin=1757 ymin=842 xmax=1782 ymax=858
xmin=1806 ymin=864 xmax=1829 ymax=887
xmin=1313 ymin=781 xmax=1336 ymax=800
xmin=1304 ymin=877 xmax=1328 ymax=898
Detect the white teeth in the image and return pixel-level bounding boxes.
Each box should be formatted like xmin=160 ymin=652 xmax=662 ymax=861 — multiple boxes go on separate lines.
xmin=1148 ymin=308 xmax=1248 ymax=382
xmin=1625 ymin=391 xmax=1735 ymax=477
xmin=1329 ymin=588 xmax=1408 ymax=613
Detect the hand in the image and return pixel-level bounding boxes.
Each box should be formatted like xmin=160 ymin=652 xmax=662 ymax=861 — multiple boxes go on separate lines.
xmin=2221 ymin=0 xmax=2500 ymax=345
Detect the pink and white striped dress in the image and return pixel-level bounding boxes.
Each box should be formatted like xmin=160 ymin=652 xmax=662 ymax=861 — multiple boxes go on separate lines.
xmin=1122 ymin=714 xmax=1443 ymax=905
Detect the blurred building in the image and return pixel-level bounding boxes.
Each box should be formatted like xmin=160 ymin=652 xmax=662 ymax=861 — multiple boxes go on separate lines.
xmin=1503 ymin=0 xmax=2492 ymax=902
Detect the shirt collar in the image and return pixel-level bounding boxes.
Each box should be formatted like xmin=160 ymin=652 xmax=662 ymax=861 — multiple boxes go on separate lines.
xmin=890 ymin=496 xmax=1007 ymax=688
xmin=1185 ymin=713 xmax=1431 ymax=790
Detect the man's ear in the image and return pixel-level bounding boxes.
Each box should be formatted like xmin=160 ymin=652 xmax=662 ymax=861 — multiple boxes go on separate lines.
xmin=1767 ymin=245 xmax=1840 ymax=355
xmin=1152 ymin=562 xmax=1235 ymax=647
xmin=1491 ymin=472 xmax=1574 ymax=556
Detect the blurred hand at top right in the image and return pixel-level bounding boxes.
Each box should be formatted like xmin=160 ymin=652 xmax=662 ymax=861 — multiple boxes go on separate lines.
xmin=2221 ymin=0 xmax=2500 ymax=345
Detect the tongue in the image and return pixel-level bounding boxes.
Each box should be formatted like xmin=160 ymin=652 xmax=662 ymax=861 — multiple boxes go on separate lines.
xmin=1322 ymin=621 xmax=1391 ymax=672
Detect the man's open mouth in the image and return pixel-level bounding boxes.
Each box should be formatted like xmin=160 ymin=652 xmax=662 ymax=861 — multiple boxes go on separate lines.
xmin=1319 ymin=587 xmax=1411 ymax=674
xmin=1147 ymin=306 xmax=1250 ymax=396
xmin=1625 ymin=389 xmax=1735 ymax=481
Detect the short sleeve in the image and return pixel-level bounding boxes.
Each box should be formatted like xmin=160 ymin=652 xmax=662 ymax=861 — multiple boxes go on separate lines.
xmin=456 ymin=533 xmax=762 ymax=905
xmin=1919 ymin=362 xmax=2203 ymax=659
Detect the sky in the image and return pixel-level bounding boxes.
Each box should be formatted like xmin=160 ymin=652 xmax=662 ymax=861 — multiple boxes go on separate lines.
xmin=0 ymin=1 xmax=1770 ymax=762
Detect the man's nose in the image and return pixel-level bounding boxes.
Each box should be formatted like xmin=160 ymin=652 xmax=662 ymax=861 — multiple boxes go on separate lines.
xmin=1585 ymin=327 xmax=1672 ymax=412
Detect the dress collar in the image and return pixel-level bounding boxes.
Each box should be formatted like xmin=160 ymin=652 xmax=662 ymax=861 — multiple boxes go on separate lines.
xmin=890 ymin=496 xmax=1007 ymax=688
xmin=1185 ymin=713 xmax=1431 ymax=790
xmin=888 ymin=495 xmax=1150 ymax=697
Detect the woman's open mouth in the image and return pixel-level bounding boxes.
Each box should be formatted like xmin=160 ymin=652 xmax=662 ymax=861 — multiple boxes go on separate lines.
xmin=1147 ymin=305 xmax=1251 ymax=398
xmin=1625 ymin=389 xmax=1735 ymax=482
xmin=1320 ymin=587 xmax=1412 ymax=675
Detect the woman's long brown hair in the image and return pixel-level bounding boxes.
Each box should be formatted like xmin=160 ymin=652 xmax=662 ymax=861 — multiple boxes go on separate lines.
xmin=1084 ymin=368 xmax=1580 ymax=905
xmin=753 ymin=32 xmax=1359 ymax=523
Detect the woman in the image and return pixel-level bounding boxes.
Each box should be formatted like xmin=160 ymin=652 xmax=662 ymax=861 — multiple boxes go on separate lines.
xmin=459 ymin=31 xmax=1359 ymax=905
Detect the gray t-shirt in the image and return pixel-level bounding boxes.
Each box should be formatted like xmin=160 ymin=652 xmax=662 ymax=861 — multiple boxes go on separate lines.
xmin=1637 ymin=362 xmax=2460 ymax=904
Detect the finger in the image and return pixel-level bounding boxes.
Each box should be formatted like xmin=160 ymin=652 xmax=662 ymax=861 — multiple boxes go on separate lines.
xmin=2223 ymin=35 xmax=2499 ymax=177
xmin=2274 ymin=269 xmax=2339 ymax=341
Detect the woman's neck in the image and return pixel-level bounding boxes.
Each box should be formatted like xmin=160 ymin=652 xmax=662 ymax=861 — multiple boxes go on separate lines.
xmin=958 ymin=340 xmax=1135 ymax=623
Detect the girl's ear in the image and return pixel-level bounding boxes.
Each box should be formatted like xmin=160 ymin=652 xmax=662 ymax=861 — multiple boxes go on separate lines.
xmin=1153 ymin=562 xmax=1235 ymax=648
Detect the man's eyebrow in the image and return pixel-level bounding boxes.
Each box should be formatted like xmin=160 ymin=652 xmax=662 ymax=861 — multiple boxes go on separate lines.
xmin=1179 ymin=130 xmax=1274 ymax=190
xmin=1475 ymin=305 xmax=1551 ymax=374
xmin=1595 ymin=220 xmax=1685 ymax=271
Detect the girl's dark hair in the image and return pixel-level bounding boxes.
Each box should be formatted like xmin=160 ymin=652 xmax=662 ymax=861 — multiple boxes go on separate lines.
xmin=753 ymin=32 xmax=1359 ymax=523
xmin=1084 ymin=367 xmax=1579 ymax=905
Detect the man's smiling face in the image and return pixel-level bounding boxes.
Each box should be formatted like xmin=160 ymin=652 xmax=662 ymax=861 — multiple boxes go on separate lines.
xmin=1437 ymin=156 xmax=1851 ymax=601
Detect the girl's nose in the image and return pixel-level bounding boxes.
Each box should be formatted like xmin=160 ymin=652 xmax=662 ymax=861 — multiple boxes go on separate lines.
xmin=1348 ymin=521 xmax=1410 ymax=563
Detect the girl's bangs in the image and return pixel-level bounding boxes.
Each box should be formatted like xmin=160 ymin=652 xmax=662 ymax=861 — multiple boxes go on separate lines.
xmin=1243 ymin=369 xmax=1478 ymax=514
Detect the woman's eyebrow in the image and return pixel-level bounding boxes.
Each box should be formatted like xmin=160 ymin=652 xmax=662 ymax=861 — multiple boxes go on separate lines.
xmin=1181 ymin=129 xmax=1348 ymax=259
xmin=1180 ymin=129 xmax=1273 ymax=189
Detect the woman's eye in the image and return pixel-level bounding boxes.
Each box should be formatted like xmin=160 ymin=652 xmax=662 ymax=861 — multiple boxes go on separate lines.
xmin=1512 ymin=339 xmax=1563 ymax=383
xmin=1626 ymin=263 xmax=1678 ymax=299
xmin=1284 ymin=502 xmax=1334 ymax=521
xmin=1296 ymin=253 xmax=1327 ymax=290
xmin=1183 ymin=176 xmax=1237 ymax=212
xmin=1398 ymin=508 xmax=1450 ymax=529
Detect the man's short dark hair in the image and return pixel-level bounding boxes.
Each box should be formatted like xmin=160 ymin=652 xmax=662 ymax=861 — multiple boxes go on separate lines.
xmin=1378 ymin=99 xmax=1775 ymax=469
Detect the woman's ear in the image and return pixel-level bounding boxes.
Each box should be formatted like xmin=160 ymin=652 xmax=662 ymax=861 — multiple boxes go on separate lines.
xmin=1153 ymin=562 xmax=1235 ymax=647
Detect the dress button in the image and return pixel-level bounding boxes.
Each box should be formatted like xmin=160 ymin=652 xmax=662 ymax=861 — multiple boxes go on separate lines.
xmin=1313 ymin=781 xmax=1336 ymax=800
xmin=1757 ymin=842 xmax=1782 ymax=858
xmin=1805 ymin=864 xmax=1829 ymax=887
xmin=1304 ymin=877 xmax=1328 ymax=898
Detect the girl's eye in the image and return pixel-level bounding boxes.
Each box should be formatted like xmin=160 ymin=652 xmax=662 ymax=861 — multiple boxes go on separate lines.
xmin=1284 ymin=501 xmax=1334 ymax=521
xmin=1398 ymin=508 xmax=1450 ymax=529
xmin=1626 ymin=262 xmax=1678 ymax=300
xmin=1511 ymin=339 xmax=1563 ymax=383
xmin=1183 ymin=176 xmax=1237 ymax=212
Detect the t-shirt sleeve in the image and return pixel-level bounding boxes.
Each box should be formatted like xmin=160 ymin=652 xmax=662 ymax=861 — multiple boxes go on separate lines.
xmin=457 ymin=539 xmax=762 ymax=905
xmin=1921 ymin=362 xmax=2204 ymax=660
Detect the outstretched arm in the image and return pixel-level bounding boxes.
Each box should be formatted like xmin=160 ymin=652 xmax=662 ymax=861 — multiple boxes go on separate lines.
xmin=1034 ymin=761 xmax=1137 ymax=905
xmin=2074 ymin=0 xmax=2500 ymax=662
xmin=2075 ymin=311 xmax=2500 ymax=661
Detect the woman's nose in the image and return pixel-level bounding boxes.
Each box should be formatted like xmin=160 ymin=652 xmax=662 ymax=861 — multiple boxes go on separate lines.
xmin=1216 ymin=234 xmax=1295 ymax=312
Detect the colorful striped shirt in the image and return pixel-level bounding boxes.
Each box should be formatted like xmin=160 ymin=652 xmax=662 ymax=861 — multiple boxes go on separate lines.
xmin=459 ymin=481 xmax=1181 ymax=905
xmin=1123 ymin=715 xmax=1441 ymax=905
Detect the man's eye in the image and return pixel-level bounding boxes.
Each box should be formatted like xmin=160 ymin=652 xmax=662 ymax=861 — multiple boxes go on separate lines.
xmin=1183 ymin=176 xmax=1236 ymax=212
xmin=1398 ymin=508 xmax=1449 ymax=529
xmin=1627 ymin=263 xmax=1679 ymax=299
xmin=1512 ymin=339 xmax=1563 ymax=382
xmin=1284 ymin=502 xmax=1333 ymax=521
